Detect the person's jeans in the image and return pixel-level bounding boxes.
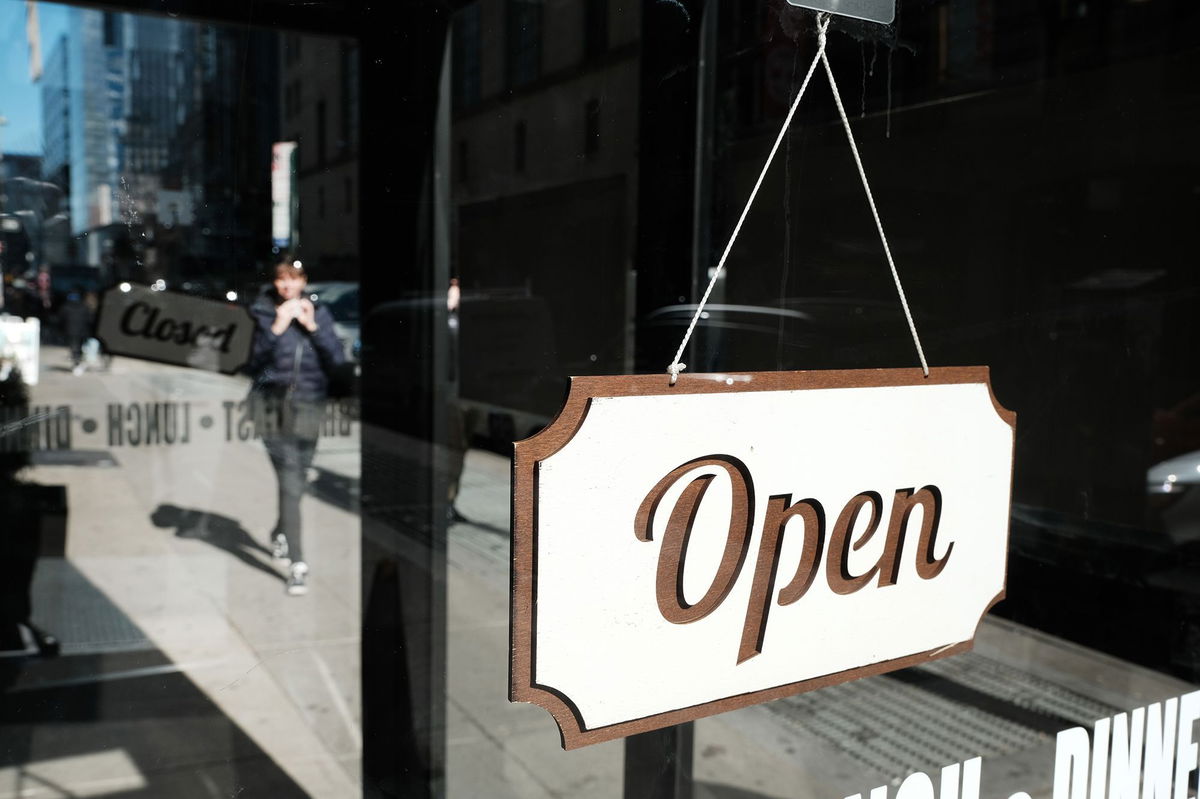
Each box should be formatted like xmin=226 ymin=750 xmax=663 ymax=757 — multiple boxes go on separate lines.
xmin=67 ymin=335 xmax=84 ymax=366
xmin=264 ymin=433 xmax=317 ymax=564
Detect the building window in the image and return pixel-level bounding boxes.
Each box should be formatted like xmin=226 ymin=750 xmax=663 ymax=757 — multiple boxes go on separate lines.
xmin=453 ymin=3 xmax=482 ymax=109
xmin=506 ymin=0 xmax=542 ymax=90
xmin=340 ymin=42 xmax=358 ymax=155
xmin=514 ymin=121 xmax=526 ymax=173
xmin=584 ymin=99 xmax=600 ymax=159
xmin=103 ymin=13 xmax=121 ymax=47
xmin=584 ymin=0 xmax=609 ymax=59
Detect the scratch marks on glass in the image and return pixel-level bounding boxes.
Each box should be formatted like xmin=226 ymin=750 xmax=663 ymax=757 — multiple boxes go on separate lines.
xmin=886 ymin=45 xmax=893 ymax=138
xmin=861 ymin=41 xmax=879 ymax=119
xmin=120 ymin=176 xmax=144 ymax=272
xmin=656 ymin=0 xmax=692 ymax=26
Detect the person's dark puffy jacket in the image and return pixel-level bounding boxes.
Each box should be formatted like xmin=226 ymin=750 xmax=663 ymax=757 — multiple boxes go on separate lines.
xmin=247 ymin=289 xmax=345 ymax=402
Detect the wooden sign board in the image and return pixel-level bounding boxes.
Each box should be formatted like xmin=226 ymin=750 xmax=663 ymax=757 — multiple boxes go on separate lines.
xmin=96 ymin=285 xmax=254 ymax=374
xmin=511 ymin=367 xmax=1015 ymax=749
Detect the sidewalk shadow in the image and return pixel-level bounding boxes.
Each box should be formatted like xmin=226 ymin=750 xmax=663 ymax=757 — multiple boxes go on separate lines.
xmin=696 ymin=783 xmax=791 ymax=799
xmin=1 ymin=565 xmax=308 ymax=796
xmin=309 ymin=465 xmax=359 ymax=513
xmin=448 ymin=508 xmax=508 ymax=537
xmin=150 ymin=504 xmax=282 ymax=584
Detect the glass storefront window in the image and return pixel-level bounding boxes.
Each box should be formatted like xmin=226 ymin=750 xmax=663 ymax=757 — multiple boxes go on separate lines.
xmin=1 ymin=3 xmax=361 ymax=795
xmin=2 ymin=0 xmax=1199 ymax=797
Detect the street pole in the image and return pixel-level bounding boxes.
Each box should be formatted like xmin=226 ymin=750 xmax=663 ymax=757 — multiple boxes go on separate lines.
xmin=623 ymin=725 xmax=694 ymax=799
xmin=0 ymin=114 xmax=8 ymax=295
xmin=0 ymin=114 xmax=8 ymax=214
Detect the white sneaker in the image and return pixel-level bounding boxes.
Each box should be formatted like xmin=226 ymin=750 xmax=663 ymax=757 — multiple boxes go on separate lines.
xmin=271 ymin=533 xmax=290 ymax=562
xmin=286 ymin=562 xmax=309 ymax=596
xmin=71 ymin=364 xmax=85 ymax=376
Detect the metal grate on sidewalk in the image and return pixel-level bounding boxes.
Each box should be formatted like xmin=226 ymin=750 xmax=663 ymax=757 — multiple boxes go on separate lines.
xmin=763 ymin=650 xmax=1120 ymax=778
xmin=30 ymin=559 xmax=154 ymax=655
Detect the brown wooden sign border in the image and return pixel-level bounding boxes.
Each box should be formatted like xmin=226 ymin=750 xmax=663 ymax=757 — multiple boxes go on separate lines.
xmin=510 ymin=366 xmax=1015 ymax=750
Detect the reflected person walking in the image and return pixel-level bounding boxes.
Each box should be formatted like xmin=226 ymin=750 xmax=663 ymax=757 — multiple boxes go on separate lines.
xmin=247 ymin=257 xmax=345 ymax=595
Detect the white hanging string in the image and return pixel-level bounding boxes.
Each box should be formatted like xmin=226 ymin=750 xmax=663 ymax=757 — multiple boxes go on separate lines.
xmin=819 ymin=28 xmax=929 ymax=377
xmin=667 ymin=13 xmax=929 ymax=384
xmin=667 ymin=15 xmax=831 ymax=385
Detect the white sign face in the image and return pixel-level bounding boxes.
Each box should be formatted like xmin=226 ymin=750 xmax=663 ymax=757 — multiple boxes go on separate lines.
xmin=95 ymin=286 xmax=254 ymax=374
xmin=511 ymin=367 xmax=1015 ymax=749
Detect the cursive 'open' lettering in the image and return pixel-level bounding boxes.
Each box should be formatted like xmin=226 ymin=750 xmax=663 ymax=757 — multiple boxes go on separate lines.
xmin=636 ymin=456 xmax=949 ymax=664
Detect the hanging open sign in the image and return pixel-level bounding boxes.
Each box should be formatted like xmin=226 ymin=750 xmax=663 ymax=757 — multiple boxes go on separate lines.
xmin=510 ymin=367 xmax=1015 ymax=749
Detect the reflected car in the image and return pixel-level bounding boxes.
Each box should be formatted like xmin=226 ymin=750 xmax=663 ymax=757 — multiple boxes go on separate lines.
xmin=307 ymin=281 xmax=360 ymax=361
xmin=636 ymin=298 xmax=917 ymax=374
xmin=1148 ymin=449 xmax=1200 ymax=548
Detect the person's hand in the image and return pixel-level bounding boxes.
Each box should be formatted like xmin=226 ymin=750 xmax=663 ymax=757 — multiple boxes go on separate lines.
xmin=296 ymin=299 xmax=318 ymax=332
xmin=271 ymin=299 xmax=302 ymax=335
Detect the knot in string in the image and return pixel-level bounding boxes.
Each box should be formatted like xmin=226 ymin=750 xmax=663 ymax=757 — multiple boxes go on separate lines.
xmin=667 ymin=362 xmax=687 ymax=386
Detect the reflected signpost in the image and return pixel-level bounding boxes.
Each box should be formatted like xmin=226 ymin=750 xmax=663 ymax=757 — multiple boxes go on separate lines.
xmin=0 ymin=114 xmax=7 ymax=213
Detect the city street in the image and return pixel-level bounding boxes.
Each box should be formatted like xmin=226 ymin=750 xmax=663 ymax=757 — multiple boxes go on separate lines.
xmin=2 ymin=346 xmax=1195 ymax=798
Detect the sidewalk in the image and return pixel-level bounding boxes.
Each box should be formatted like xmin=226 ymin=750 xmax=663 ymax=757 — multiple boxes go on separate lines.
xmin=9 ymin=347 xmax=360 ymax=797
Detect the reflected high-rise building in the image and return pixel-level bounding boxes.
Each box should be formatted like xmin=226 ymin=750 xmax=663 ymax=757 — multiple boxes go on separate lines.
xmin=40 ymin=35 xmax=69 ymax=196
xmin=63 ymin=11 xmax=181 ymax=237
xmin=48 ymin=9 xmax=189 ymax=276
xmin=168 ymin=24 xmax=278 ymax=293
xmin=447 ymin=0 xmax=639 ymax=436
xmin=40 ymin=9 xmax=277 ymax=293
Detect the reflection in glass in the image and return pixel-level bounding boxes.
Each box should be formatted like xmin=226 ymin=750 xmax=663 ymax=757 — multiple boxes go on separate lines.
xmin=1 ymin=4 xmax=361 ymax=795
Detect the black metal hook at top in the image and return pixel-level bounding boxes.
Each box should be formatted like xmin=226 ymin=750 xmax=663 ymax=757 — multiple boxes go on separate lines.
xmin=784 ymin=0 xmax=895 ymax=25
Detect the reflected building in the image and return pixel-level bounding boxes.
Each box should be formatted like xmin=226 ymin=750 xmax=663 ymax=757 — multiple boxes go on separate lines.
xmin=40 ymin=9 xmax=278 ymax=293
xmin=46 ymin=9 xmax=188 ymax=275
xmin=40 ymin=36 xmax=70 ymax=196
xmin=63 ymin=11 xmax=182 ymax=242
xmin=448 ymin=0 xmax=639 ymax=431
xmin=277 ymin=33 xmax=359 ymax=280
xmin=169 ymin=24 xmax=279 ymax=295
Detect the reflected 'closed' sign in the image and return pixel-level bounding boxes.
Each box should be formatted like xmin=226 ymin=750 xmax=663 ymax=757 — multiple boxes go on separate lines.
xmin=96 ymin=285 xmax=254 ymax=374
xmin=510 ymin=367 xmax=1015 ymax=749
